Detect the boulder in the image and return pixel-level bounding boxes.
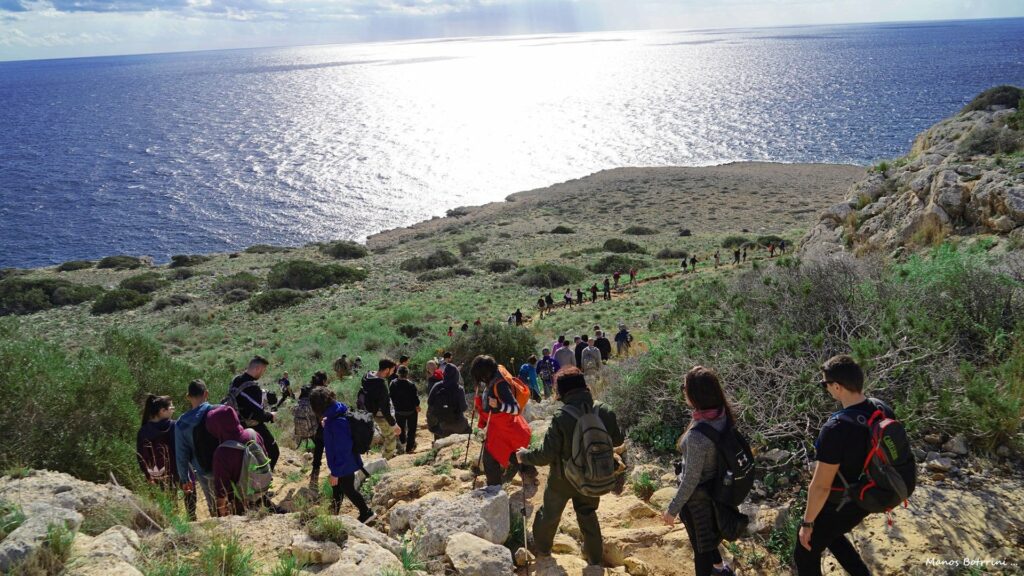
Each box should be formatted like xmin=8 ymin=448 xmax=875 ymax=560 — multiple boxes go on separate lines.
xmin=624 ymin=556 xmax=651 ymax=576
xmin=821 ymin=202 xmax=854 ymax=224
xmin=927 ymin=458 xmax=954 ymax=473
xmin=288 ymin=532 xmax=342 ymax=565
xmin=319 ymin=540 xmax=403 ymax=575
xmin=629 ymin=464 xmax=664 ymax=484
xmin=389 ymin=487 xmax=510 ymax=557
xmin=432 ymin=434 xmax=470 ymax=451
xmin=552 ymin=533 xmax=581 ymax=555
xmin=991 ymin=215 xmax=1017 ymax=232
xmin=445 ymin=531 xmax=514 ymax=576
xmin=758 ymin=448 xmax=792 ymax=465
xmin=0 ymin=470 xmax=138 ymax=517
xmin=649 ymin=487 xmax=677 ymax=510
xmin=602 ymin=526 xmax=672 ymax=566
xmin=65 ymin=526 xmax=142 ymax=576
xmin=0 ymin=501 xmax=83 ymax=571
xmin=1003 ymin=186 xmax=1024 ymax=223
xmin=371 ymin=467 xmax=455 ymax=510
xmin=942 ymin=434 xmax=969 ymax=456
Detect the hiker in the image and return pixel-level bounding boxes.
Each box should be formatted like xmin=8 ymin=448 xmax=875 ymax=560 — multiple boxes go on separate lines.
xmin=613 ymin=271 xmax=621 ymax=288
xmin=175 ymin=380 xmax=217 ymax=519
xmin=552 ymin=335 xmax=566 ymax=354
xmin=424 ymin=360 xmax=442 ymax=396
xmin=795 ymin=355 xmax=902 ymax=576
xmin=590 ymin=283 xmax=598 ymax=303
xmin=714 ymin=251 xmax=720 ymax=269
xmin=603 ymin=278 xmax=611 ymax=300
xmin=780 ymin=239 xmax=787 ymax=254
xmin=333 ymin=355 xmax=350 ymax=381
xmin=275 ymin=371 xmax=293 ymax=409
xmin=733 ymin=249 xmax=741 ymax=265
xmin=629 ymin=267 xmax=637 ymax=285
xmin=564 ymin=288 xmax=573 ymax=308
xmin=470 ymin=355 xmax=537 ymax=487
xmin=574 ymin=288 xmax=582 ymax=306
xmin=474 ymin=318 xmax=482 ymax=326
xmin=594 ymin=330 xmax=612 ymax=361
xmin=554 ymin=338 xmax=575 ymax=371
xmin=768 ymin=243 xmax=776 ymax=257
xmin=359 ymin=358 xmax=402 ymax=459
xmin=309 ymin=387 xmax=377 ymax=524
xmin=690 ymin=255 xmax=698 ymax=271
xmin=461 ymin=321 xmax=469 ymax=332
xmin=742 ymin=247 xmax=747 ymax=262
xmin=389 ymin=355 xmax=411 ymax=383
xmin=447 ymin=326 xmax=454 ymax=338
xmin=545 ymin=292 xmax=555 ymax=312
xmin=614 ymin=324 xmax=632 ymax=356
xmin=508 ymin=313 xmax=515 ymax=325
xmin=229 ymin=356 xmax=280 ymax=471
xmin=536 ymin=349 xmax=560 ymax=399
xmin=580 ymin=338 xmax=603 ymax=382
xmin=516 ymin=368 xmax=625 ymax=568
xmin=661 ymin=367 xmax=739 ymax=576
xmin=537 ymin=296 xmax=546 ymax=319
xmin=138 ymin=394 xmax=197 ymax=520
xmin=519 ymin=355 xmax=542 ymax=402
xmin=206 ymin=405 xmax=271 ymax=516
xmin=515 ymin=308 xmax=524 ymax=326
xmin=681 ymin=258 xmax=688 ymax=272
xmin=300 ymin=371 xmax=330 ymax=489
xmin=390 ymin=365 xmax=421 ymax=455
xmin=574 ymin=335 xmax=588 ymax=368
xmin=427 ymin=353 xmax=471 ymax=440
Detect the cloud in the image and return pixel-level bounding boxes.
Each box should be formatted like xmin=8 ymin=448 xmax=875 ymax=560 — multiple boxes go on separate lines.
xmin=0 ymin=0 xmax=28 ymax=11
xmin=0 ymin=26 xmax=115 ymax=45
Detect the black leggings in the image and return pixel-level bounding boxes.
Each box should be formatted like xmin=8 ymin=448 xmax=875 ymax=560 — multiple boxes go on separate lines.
xmin=252 ymin=422 xmax=280 ymax=471
xmin=311 ymin=426 xmax=325 ymax=473
xmin=396 ymin=412 xmax=418 ymax=453
xmin=680 ymin=498 xmax=723 ymax=576
xmin=331 ymin=475 xmax=370 ymax=516
xmin=793 ymin=502 xmax=870 ymax=576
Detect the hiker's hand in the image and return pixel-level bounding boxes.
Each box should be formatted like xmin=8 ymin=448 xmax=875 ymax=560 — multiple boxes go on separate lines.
xmin=329 ymin=475 xmax=338 ymax=487
xmin=393 ymin=425 xmax=401 ymax=436
xmin=661 ymin=511 xmax=676 ymax=526
xmin=515 ymin=448 xmax=528 ymax=463
xmin=181 ymin=481 xmax=194 ymax=493
xmin=799 ymin=525 xmax=813 ymax=550
xmin=488 ymin=397 xmax=498 ymax=409
xmin=416 ymin=406 xmax=421 ymax=413
xmin=270 ymin=412 xmax=277 ymax=423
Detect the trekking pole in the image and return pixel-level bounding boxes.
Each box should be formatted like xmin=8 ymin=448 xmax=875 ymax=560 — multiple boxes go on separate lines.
xmin=519 ymin=469 xmax=531 ymax=576
xmin=472 ymin=411 xmax=493 ymax=490
xmin=463 ymin=396 xmax=477 ymax=468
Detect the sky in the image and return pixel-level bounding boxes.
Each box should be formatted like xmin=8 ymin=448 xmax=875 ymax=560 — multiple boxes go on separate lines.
xmin=1 ymin=0 xmax=1023 ymax=61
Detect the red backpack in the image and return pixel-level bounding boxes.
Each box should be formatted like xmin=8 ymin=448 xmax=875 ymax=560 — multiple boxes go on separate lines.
xmin=495 ymin=365 xmax=531 ymax=411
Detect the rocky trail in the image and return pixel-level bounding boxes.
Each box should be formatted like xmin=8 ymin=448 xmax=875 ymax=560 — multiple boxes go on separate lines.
xmin=3 ymin=395 xmax=1022 ymax=575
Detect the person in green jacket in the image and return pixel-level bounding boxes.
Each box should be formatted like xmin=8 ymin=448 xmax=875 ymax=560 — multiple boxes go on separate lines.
xmin=516 ymin=367 xmax=625 ymax=569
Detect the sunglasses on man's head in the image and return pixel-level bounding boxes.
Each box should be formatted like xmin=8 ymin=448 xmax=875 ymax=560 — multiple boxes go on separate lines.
xmin=818 ymin=380 xmax=832 ymax=391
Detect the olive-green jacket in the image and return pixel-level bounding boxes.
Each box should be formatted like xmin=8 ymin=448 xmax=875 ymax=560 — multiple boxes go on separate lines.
xmin=519 ymin=388 xmax=624 ymax=478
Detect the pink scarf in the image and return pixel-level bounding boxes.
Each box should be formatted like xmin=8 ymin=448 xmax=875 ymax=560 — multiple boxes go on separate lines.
xmin=692 ymin=407 xmax=724 ymax=421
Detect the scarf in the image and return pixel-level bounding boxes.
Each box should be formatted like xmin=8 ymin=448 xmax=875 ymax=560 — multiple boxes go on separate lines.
xmin=692 ymin=407 xmax=724 ymax=422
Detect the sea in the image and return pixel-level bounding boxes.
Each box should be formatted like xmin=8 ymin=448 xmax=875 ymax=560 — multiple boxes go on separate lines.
xmin=1 ymin=18 xmax=1023 ymax=268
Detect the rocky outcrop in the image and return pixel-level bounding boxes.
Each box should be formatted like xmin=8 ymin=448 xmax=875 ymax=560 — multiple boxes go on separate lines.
xmin=65 ymin=526 xmax=142 ymax=576
xmin=801 ymin=94 xmax=1024 ymax=258
xmin=389 ymin=486 xmax=510 ymax=557
xmin=445 ymin=531 xmax=514 ymax=576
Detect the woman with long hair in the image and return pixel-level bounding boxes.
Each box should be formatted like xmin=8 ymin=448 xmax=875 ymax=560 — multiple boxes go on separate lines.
xmin=137 ymin=393 xmax=197 ymax=518
xmin=661 ymin=366 xmax=736 ymax=576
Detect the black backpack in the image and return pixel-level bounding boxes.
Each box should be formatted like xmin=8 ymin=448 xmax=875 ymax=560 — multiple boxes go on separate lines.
xmin=193 ymin=410 xmax=220 ymax=474
xmin=693 ymin=420 xmax=756 ymax=540
xmin=345 ymin=409 xmax=375 ymax=455
xmin=834 ymin=399 xmax=916 ymax=516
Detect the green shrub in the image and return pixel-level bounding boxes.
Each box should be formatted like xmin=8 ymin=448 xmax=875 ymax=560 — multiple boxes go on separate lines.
xmin=268 ymin=260 xmax=367 ymax=290
xmin=153 ymin=294 xmax=192 ymax=311
xmin=602 ymin=238 xmax=647 ymax=254
xmin=270 ymin=555 xmax=306 ymax=576
xmin=959 ymin=85 xmax=1024 ymax=114
xmin=169 ymin=254 xmax=210 ymax=268
xmin=487 ymin=259 xmax=518 ymax=273
xmin=91 ymin=289 xmax=150 ymax=315
xmin=213 ymin=272 xmax=260 ymax=294
xmin=0 ymin=269 xmax=27 ymax=281
xmin=721 ymin=235 xmax=749 ymax=249
xmin=516 ymin=263 xmax=585 ymax=288
xmin=168 ymin=267 xmax=195 ymax=280
xmin=306 ymin=513 xmax=348 ymax=545
xmin=320 ymin=240 xmax=368 ymax=260
xmin=756 ymin=235 xmax=785 ymax=247
xmin=97 ymin=255 xmax=143 ymax=270
xmin=400 ymin=250 xmax=459 ymax=272
xmin=119 ymin=272 xmax=169 ymax=294
xmin=244 ymin=244 xmax=291 ymax=254
xmin=0 ymin=500 xmax=25 ymax=542
xmin=550 ymin=226 xmax=575 ymax=234
xmin=631 ymin=471 xmax=659 ymax=502
xmin=1009 ymin=96 xmax=1024 ymax=131
xmin=56 ymin=260 xmax=94 ymax=272
xmin=656 ymin=248 xmax=688 ymax=260
xmin=447 ymin=323 xmax=538 ymax=372
xmin=250 ymin=289 xmax=311 ymax=312
xmin=0 ymin=278 xmax=104 ymax=316
xmin=223 ymin=289 xmax=252 ymax=304
xmin=417 ymin=267 xmax=474 ymax=282
xmin=957 ymin=126 xmax=1024 ymax=156
xmin=623 ymin=225 xmax=658 ymax=236
xmin=587 ymin=255 xmax=648 ymax=274
xmin=458 ymin=237 xmax=485 ymax=257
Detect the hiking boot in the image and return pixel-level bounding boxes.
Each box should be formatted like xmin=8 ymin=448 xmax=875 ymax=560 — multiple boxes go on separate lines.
xmin=358 ymin=511 xmax=377 ymax=525
xmin=309 ymin=470 xmax=320 ymax=491
xmin=712 ymin=564 xmax=735 ymax=576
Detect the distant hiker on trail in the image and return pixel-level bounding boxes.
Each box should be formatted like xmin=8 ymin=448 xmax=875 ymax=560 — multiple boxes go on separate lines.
xmin=359 ymin=358 xmax=401 ymax=459
xmin=427 ymin=352 xmax=471 ymax=440
xmin=614 ymin=325 xmax=632 ymax=357
xmin=795 ymin=355 xmax=911 ymax=576
xmin=516 ymin=368 xmax=625 ymax=569
xmin=742 ymin=247 xmax=747 ymax=262
xmin=351 ymin=356 xmax=363 ymax=374
xmin=333 ymin=355 xmax=350 ymax=381
xmin=461 ymin=321 xmax=469 ymax=332
xmin=768 ymin=243 xmax=776 ymax=258
xmin=733 ymin=249 xmax=741 ymax=265
xmin=629 ymin=267 xmax=637 ymax=285
xmin=662 ymin=366 xmax=743 ymax=576
xmin=681 ymin=258 xmax=688 ymax=272
xmin=594 ymin=330 xmax=612 ymax=361
xmin=470 ymin=355 xmax=537 ymax=487
xmin=447 ymin=326 xmax=454 ymax=338
xmin=714 ymin=251 xmax=721 ymax=269
xmin=474 ymin=318 xmax=482 ymax=326
xmin=554 ymin=338 xmax=575 ymax=371
xmin=299 ymin=371 xmax=329 ymax=489
xmin=780 ymin=239 xmax=787 ymax=254
xmin=275 ymin=371 xmax=293 ymax=409
xmin=577 ymin=288 xmax=584 ymax=306
xmin=590 ymin=283 xmax=598 ymax=303
xmin=538 ymin=297 xmax=547 ymax=319
xmin=537 ymin=349 xmax=560 ymax=399
xmin=564 ymin=288 xmax=574 ymax=308
xmin=580 ymin=338 xmax=603 ymax=381
xmin=603 ymin=278 xmax=611 ymax=300
xmin=690 ymin=255 xmax=698 ymax=271
xmin=574 ymin=335 xmax=588 ymax=368
xmin=309 ymin=387 xmax=376 ymax=525
xmin=520 ymin=355 xmax=542 ymax=402
xmin=229 ymin=355 xmax=279 ymax=471
xmin=613 ymin=271 xmax=621 ymax=288
xmin=390 ymin=365 xmax=421 ymax=455
xmin=138 ymin=394 xmax=197 ymax=520
xmin=545 ymin=292 xmax=555 ymax=312
xmin=175 ymin=380 xmax=216 ymax=519
xmin=206 ymin=405 xmax=272 ymax=517
xmin=515 ymin=308 xmax=524 ymax=326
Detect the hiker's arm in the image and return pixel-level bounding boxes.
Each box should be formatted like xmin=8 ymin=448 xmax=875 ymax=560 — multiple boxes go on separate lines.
xmin=519 ymin=421 xmax=560 ymax=467
xmin=666 ymin=433 xmax=707 ymax=517
xmin=602 ymin=405 xmax=625 ymax=446
xmin=242 ymin=387 xmax=274 ymax=423
xmin=800 ymin=461 xmax=839 ymax=549
xmin=174 ymin=427 xmax=191 ymax=485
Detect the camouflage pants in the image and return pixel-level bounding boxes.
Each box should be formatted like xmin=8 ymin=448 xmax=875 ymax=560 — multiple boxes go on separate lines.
xmin=374 ymin=415 xmax=398 ymax=459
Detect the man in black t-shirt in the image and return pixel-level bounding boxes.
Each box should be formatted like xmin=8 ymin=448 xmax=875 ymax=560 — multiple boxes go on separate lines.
xmin=229 ymin=356 xmax=280 ymax=471
xmin=795 ymin=355 xmax=877 ymax=576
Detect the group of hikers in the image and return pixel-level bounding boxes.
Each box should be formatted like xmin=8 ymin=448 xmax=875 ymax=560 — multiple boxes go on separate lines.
xmin=681 ymin=239 xmax=788 ymax=273
xmin=137 ymin=343 xmax=911 ymax=576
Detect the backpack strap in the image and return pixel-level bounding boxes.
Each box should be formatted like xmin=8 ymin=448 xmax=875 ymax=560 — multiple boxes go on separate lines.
xmin=560 ymin=404 xmax=585 ymax=420
xmin=220 ymin=440 xmax=246 ymax=451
